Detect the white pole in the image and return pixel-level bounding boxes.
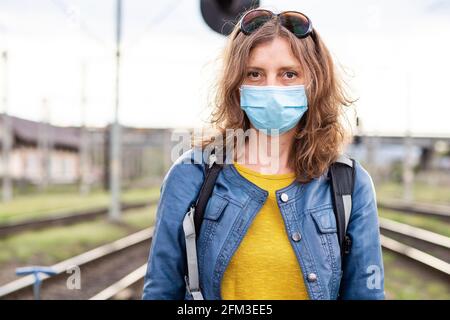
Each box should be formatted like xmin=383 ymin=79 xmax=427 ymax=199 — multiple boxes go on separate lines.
xmin=109 ymin=0 xmax=122 ymax=221
xmin=403 ymin=72 xmax=414 ymax=202
xmin=80 ymin=61 xmax=90 ymax=195
xmin=39 ymin=98 xmax=50 ymax=191
xmin=1 ymin=51 xmax=12 ymax=202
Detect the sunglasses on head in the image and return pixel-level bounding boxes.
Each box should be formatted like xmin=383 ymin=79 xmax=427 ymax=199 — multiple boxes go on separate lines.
xmin=235 ymin=9 xmax=315 ymax=40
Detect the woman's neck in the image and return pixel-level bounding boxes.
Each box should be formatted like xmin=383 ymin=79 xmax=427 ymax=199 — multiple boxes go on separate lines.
xmin=235 ymin=128 xmax=296 ymax=175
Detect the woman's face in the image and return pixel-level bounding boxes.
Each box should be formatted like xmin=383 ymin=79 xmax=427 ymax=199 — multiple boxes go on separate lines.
xmin=243 ymin=36 xmax=305 ymax=87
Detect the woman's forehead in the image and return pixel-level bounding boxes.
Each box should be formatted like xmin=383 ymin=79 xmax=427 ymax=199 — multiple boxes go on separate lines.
xmin=247 ymin=37 xmax=301 ymax=68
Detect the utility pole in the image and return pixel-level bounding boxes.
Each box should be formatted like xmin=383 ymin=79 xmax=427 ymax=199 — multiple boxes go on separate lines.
xmin=79 ymin=62 xmax=90 ymax=195
xmin=109 ymin=0 xmax=122 ymax=221
xmin=1 ymin=51 xmax=12 ymax=202
xmin=39 ymin=98 xmax=51 ymax=191
xmin=403 ymin=73 xmax=414 ymax=202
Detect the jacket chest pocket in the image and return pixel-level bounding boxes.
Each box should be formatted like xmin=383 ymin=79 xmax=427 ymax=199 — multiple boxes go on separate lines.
xmin=309 ymin=207 xmax=342 ymax=297
xmin=197 ymin=194 xmax=229 ymax=275
xmin=204 ymin=194 xmax=228 ymax=221
xmin=198 ymin=193 xmax=228 ymax=243
xmin=310 ymin=207 xmax=341 ymax=271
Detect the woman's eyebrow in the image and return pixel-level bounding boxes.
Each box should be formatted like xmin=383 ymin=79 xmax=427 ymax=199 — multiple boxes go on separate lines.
xmin=246 ymin=65 xmax=301 ymax=71
xmin=278 ymin=65 xmax=302 ymax=71
xmin=246 ymin=66 xmax=265 ymax=71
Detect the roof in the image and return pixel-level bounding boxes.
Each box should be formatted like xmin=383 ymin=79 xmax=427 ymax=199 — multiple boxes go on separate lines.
xmin=1 ymin=114 xmax=81 ymax=151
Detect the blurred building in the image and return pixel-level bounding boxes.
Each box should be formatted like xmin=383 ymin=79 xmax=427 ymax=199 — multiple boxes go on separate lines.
xmin=0 ymin=114 xmax=172 ymax=191
xmin=0 ymin=114 xmax=84 ymax=185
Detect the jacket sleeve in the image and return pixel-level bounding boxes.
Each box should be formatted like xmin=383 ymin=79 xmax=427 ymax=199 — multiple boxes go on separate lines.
xmin=142 ymin=149 xmax=204 ymax=300
xmin=338 ymin=161 xmax=385 ymax=300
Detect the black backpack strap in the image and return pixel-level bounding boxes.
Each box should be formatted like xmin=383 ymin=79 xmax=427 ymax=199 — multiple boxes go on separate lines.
xmin=193 ymin=151 xmax=223 ymax=239
xmin=329 ymin=155 xmax=356 ymax=257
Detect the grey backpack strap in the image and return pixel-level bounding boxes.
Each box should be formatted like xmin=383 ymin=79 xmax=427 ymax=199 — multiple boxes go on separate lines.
xmin=182 ymin=207 xmax=204 ymax=300
xmin=182 ymin=152 xmax=222 ymax=300
xmin=329 ymin=155 xmax=355 ymax=257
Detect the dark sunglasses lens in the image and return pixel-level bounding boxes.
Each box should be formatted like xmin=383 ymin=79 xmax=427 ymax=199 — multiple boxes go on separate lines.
xmin=279 ymin=12 xmax=311 ymax=37
xmin=241 ymin=10 xmax=273 ymax=34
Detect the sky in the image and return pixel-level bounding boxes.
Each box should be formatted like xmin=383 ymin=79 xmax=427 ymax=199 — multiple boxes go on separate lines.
xmin=0 ymin=0 xmax=450 ymax=136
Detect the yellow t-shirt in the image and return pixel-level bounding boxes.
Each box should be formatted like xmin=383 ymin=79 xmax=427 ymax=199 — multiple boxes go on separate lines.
xmin=221 ymin=162 xmax=309 ymax=300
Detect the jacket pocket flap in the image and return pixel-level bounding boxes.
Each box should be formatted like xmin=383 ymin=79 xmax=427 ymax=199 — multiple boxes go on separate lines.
xmin=311 ymin=208 xmax=337 ymax=233
xmin=204 ymin=194 xmax=228 ymax=221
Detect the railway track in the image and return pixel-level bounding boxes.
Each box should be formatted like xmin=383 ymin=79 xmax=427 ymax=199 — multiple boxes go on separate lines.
xmin=0 ymin=227 xmax=154 ymax=300
xmin=378 ymin=200 xmax=450 ymax=222
xmin=0 ymin=200 xmax=157 ymax=237
xmin=379 ymin=217 xmax=450 ymax=278
xmin=89 ymin=264 xmax=147 ymax=300
xmin=0 ymin=203 xmax=448 ymax=300
xmin=90 ymin=217 xmax=450 ymax=301
xmin=2 ymin=199 xmax=447 ymax=239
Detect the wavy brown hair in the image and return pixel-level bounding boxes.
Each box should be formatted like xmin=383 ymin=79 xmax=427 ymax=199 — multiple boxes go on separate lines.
xmin=196 ymin=11 xmax=354 ymax=183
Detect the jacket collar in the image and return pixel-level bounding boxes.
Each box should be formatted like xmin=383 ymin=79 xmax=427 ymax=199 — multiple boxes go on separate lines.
xmin=222 ymin=163 xmax=306 ymax=204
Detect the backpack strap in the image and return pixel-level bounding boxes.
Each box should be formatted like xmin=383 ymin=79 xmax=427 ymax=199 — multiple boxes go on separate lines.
xmin=328 ymin=155 xmax=356 ymax=257
xmin=182 ymin=206 xmax=204 ymax=300
xmin=182 ymin=150 xmax=223 ymax=300
xmin=193 ymin=152 xmax=223 ymax=239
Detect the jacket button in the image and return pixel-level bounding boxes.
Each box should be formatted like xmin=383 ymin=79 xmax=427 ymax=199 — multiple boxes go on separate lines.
xmin=280 ymin=193 xmax=289 ymax=202
xmin=292 ymin=232 xmax=302 ymax=242
xmin=307 ymin=273 xmax=317 ymax=282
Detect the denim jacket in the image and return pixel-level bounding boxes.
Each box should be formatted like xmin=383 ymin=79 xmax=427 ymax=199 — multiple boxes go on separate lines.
xmin=142 ymin=148 xmax=385 ymax=300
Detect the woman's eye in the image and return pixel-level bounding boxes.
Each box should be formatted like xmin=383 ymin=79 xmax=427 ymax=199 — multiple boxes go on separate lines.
xmin=247 ymin=71 xmax=260 ymax=79
xmin=284 ymin=71 xmax=298 ymax=79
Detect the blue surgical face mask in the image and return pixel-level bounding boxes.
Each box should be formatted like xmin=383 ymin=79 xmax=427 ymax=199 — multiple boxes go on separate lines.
xmin=240 ymin=84 xmax=308 ymax=135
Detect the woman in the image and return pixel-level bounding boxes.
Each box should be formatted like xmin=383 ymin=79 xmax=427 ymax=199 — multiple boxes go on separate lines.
xmin=142 ymin=8 xmax=384 ymax=300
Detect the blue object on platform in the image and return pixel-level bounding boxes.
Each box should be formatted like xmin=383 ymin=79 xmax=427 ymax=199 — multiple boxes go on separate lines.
xmin=16 ymin=266 xmax=57 ymax=300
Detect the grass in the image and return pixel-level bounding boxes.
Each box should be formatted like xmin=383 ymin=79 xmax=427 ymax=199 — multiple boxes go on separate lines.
xmin=0 ymin=187 xmax=160 ymax=224
xmin=0 ymin=206 xmax=157 ymax=266
xmin=383 ymin=250 xmax=450 ymax=299
xmin=378 ymin=209 xmax=450 ymax=237
xmin=376 ymin=181 xmax=450 ymax=205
